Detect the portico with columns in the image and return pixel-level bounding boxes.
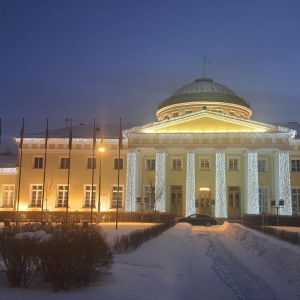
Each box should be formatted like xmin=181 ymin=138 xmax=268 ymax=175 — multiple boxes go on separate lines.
xmin=123 ymin=77 xmax=296 ymax=218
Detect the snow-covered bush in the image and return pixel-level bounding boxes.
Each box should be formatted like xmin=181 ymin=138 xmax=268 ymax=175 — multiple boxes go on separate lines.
xmin=112 ymin=220 xmax=176 ymax=253
xmin=0 ymin=226 xmax=38 ymax=288
xmin=36 ymin=225 xmax=113 ymax=292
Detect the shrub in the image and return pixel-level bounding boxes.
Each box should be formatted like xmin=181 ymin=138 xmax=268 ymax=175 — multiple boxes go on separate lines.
xmin=111 ymin=220 xmax=177 ymax=254
xmin=36 ymin=225 xmax=113 ymax=292
xmin=0 ymin=227 xmax=38 ymax=288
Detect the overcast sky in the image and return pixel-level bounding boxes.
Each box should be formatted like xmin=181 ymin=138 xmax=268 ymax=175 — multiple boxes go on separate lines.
xmin=1 ymin=0 xmax=300 ymax=148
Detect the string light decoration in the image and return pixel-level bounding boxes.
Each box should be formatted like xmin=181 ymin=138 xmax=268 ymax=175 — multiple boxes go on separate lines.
xmin=14 ymin=138 xmax=128 ymax=147
xmin=245 ymin=152 xmax=259 ymax=214
xmin=186 ymin=152 xmax=196 ymax=216
xmin=155 ymin=152 xmax=166 ymax=212
xmin=0 ymin=168 xmax=17 ymax=174
xmin=125 ymin=152 xmax=137 ymax=212
xmin=278 ymin=152 xmax=292 ymax=215
xmin=215 ymin=152 xmax=227 ymax=218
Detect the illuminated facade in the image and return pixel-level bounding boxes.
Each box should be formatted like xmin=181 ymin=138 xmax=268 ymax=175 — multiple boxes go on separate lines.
xmin=1 ymin=77 xmax=300 ymax=218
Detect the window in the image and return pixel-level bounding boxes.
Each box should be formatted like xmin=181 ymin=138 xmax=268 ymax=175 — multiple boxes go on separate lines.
xmin=114 ymin=158 xmax=123 ymax=170
xmin=259 ymin=187 xmax=269 ymax=213
xmin=60 ymin=157 xmax=70 ymax=169
xmin=143 ymin=185 xmax=155 ymax=210
xmin=186 ymin=110 xmax=192 ymax=114
xmin=228 ymin=158 xmax=239 ymax=171
xmin=291 ymin=159 xmax=300 ymax=172
xmin=200 ymin=158 xmax=210 ymax=170
xmin=146 ymin=159 xmax=155 ymax=171
xmin=172 ymin=112 xmax=178 ymax=118
xmin=258 ymin=159 xmax=267 ymax=172
xmin=229 ymin=111 xmax=235 ymax=116
xmin=172 ymin=158 xmax=182 ymax=171
xmin=292 ymin=188 xmax=300 ymax=214
xmin=112 ymin=185 xmax=123 ymax=208
xmin=87 ymin=157 xmax=96 ymax=169
xmin=1 ymin=185 xmax=15 ymax=208
xmin=57 ymin=185 xmax=68 ymax=207
xmin=30 ymin=185 xmax=42 ymax=207
xmin=33 ymin=157 xmax=43 ymax=169
xmin=83 ymin=185 xmax=96 ymax=208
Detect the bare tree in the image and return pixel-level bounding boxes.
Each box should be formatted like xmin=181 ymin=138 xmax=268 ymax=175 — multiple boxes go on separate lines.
xmin=44 ymin=174 xmax=54 ymax=215
xmin=144 ymin=174 xmax=164 ymax=212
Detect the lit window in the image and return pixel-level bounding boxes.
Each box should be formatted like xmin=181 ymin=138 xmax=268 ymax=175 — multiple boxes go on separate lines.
xmin=172 ymin=158 xmax=182 ymax=171
xmin=33 ymin=157 xmax=43 ymax=169
xmin=83 ymin=185 xmax=96 ymax=208
xmin=143 ymin=185 xmax=155 ymax=210
xmin=200 ymin=158 xmax=210 ymax=170
xmin=111 ymin=185 xmax=123 ymax=208
xmin=57 ymin=185 xmax=68 ymax=208
xmin=292 ymin=187 xmax=300 ymax=214
xmin=258 ymin=159 xmax=267 ymax=172
xmin=291 ymin=159 xmax=300 ymax=172
xmin=146 ymin=159 xmax=155 ymax=171
xmin=228 ymin=158 xmax=239 ymax=171
xmin=1 ymin=185 xmax=15 ymax=208
xmin=60 ymin=157 xmax=70 ymax=169
xmin=30 ymin=185 xmax=42 ymax=207
xmin=114 ymin=158 xmax=123 ymax=170
xmin=259 ymin=186 xmax=269 ymax=212
xmin=87 ymin=158 xmax=96 ymax=169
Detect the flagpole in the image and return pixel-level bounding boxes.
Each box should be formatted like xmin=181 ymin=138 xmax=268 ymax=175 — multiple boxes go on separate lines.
xmin=41 ymin=118 xmax=49 ymax=222
xmin=0 ymin=118 xmax=2 ymax=146
xmin=203 ymin=53 xmax=205 ymax=78
xmin=16 ymin=118 xmax=24 ymax=225
xmin=90 ymin=119 xmax=96 ymax=225
xmin=116 ymin=118 xmax=122 ymax=230
xmin=66 ymin=119 xmax=72 ymax=227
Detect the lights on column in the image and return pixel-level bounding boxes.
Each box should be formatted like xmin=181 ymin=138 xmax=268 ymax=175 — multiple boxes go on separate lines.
xmin=278 ymin=152 xmax=292 ymax=215
xmin=186 ymin=152 xmax=195 ymax=216
xmin=246 ymin=152 xmax=259 ymax=214
xmin=155 ymin=152 xmax=166 ymax=212
xmin=125 ymin=152 xmax=137 ymax=212
xmin=215 ymin=152 xmax=227 ymax=218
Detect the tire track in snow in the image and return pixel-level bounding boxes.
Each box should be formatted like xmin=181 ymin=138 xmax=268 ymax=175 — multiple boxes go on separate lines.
xmin=206 ymin=233 xmax=278 ymax=300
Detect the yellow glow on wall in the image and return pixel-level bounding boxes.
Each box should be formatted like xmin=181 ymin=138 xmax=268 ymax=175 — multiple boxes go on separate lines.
xmin=199 ymin=187 xmax=210 ymax=191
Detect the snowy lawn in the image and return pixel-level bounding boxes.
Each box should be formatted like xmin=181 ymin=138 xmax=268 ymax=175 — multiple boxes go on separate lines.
xmin=1 ymin=222 xmax=300 ymax=300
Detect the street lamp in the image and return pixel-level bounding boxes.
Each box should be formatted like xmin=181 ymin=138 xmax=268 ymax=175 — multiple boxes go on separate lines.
xmin=97 ymin=146 xmax=105 ymax=222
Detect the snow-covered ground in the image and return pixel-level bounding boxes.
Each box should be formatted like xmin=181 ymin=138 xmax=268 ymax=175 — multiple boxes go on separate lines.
xmin=1 ymin=222 xmax=300 ymax=300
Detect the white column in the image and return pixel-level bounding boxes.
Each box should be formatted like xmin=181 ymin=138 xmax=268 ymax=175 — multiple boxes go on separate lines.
xmin=186 ymin=152 xmax=196 ymax=216
xmin=215 ymin=152 xmax=227 ymax=218
xmin=155 ymin=151 xmax=167 ymax=212
xmin=125 ymin=151 xmax=138 ymax=212
xmin=273 ymin=151 xmax=292 ymax=215
xmin=244 ymin=152 xmax=259 ymax=214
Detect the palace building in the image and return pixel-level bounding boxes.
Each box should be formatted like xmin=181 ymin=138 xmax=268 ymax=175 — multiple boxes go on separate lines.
xmin=1 ymin=77 xmax=300 ymax=219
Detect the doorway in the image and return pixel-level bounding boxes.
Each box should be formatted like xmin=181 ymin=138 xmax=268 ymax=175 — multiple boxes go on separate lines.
xmin=170 ymin=185 xmax=183 ymax=217
xmin=198 ymin=188 xmax=211 ymax=215
xmin=228 ymin=186 xmax=241 ymax=219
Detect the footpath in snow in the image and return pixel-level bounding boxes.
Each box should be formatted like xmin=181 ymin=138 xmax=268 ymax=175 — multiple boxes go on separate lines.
xmin=1 ymin=222 xmax=300 ymax=300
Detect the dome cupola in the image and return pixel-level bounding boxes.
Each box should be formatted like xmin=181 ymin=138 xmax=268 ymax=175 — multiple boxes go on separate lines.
xmin=156 ymin=78 xmax=252 ymax=121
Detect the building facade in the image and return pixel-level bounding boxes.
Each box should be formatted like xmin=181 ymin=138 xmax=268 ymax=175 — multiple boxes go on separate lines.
xmin=1 ymin=77 xmax=300 ymax=218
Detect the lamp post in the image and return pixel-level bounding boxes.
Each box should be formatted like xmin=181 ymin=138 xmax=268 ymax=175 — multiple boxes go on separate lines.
xmin=271 ymin=199 xmax=285 ymax=226
xmin=97 ymin=145 xmax=105 ymax=222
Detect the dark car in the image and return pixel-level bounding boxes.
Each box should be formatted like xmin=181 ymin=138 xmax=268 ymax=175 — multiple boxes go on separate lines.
xmin=177 ymin=214 xmax=218 ymax=226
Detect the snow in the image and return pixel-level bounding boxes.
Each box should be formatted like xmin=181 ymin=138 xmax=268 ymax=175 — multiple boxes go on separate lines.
xmin=1 ymin=222 xmax=300 ymax=300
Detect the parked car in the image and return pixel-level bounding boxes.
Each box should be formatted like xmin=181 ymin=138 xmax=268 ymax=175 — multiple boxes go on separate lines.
xmin=177 ymin=214 xmax=218 ymax=226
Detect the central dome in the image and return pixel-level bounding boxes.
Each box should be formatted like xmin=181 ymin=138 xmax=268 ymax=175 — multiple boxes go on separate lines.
xmin=171 ymin=78 xmax=237 ymax=98
xmin=156 ymin=78 xmax=252 ymax=121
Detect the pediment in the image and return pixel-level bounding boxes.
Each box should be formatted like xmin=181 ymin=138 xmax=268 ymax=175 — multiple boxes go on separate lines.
xmin=127 ymin=111 xmax=279 ymax=134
